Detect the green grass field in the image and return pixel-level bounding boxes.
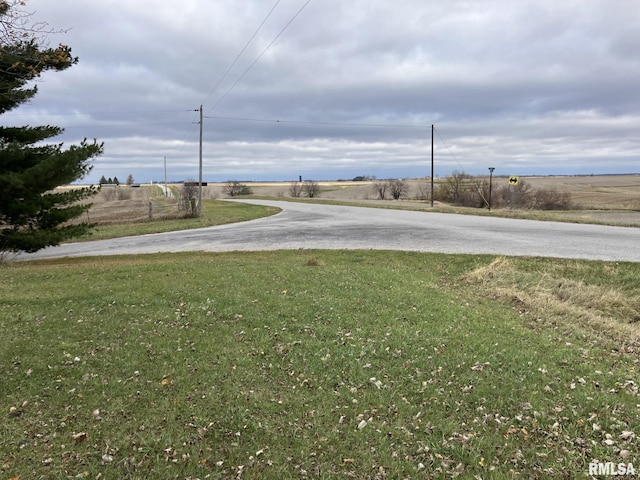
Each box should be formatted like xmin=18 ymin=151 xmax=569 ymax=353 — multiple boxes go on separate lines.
xmin=1 ymin=251 xmax=638 ymax=479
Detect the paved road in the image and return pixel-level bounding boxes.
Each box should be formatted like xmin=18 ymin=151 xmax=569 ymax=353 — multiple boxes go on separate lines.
xmin=16 ymin=200 xmax=640 ymax=262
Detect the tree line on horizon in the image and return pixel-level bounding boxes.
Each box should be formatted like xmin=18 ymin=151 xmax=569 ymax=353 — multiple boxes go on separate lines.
xmin=98 ymin=174 xmax=135 ymax=186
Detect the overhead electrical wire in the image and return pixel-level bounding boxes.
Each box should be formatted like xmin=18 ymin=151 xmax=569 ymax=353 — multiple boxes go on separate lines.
xmin=3 ymin=109 xmax=194 ymax=117
xmin=434 ymin=124 xmax=466 ymax=172
xmin=3 ymin=108 xmax=199 ymax=133
xmin=205 ymin=0 xmax=313 ymax=115
xmin=49 ymin=121 xmax=195 ymax=130
xmin=204 ymin=115 xmax=430 ymax=129
xmin=179 ymin=0 xmax=286 ymax=146
xmin=8 ymin=0 xmax=442 ymax=170
xmin=200 ymin=0 xmax=282 ymax=108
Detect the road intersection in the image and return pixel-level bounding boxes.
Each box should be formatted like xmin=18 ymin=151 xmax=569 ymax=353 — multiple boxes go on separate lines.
xmin=17 ymin=200 xmax=640 ymax=262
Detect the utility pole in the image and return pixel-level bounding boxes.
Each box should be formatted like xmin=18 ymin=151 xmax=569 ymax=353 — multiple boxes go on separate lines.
xmin=430 ymin=124 xmax=434 ymax=208
xmin=198 ymin=105 xmax=203 ymax=218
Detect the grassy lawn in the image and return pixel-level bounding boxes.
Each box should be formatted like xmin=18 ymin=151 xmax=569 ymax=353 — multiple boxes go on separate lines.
xmin=1 ymin=251 xmax=639 ymax=478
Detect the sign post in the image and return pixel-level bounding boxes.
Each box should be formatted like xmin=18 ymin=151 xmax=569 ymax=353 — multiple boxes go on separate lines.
xmin=507 ymin=176 xmax=519 ymax=208
xmin=488 ymin=167 xmax=495 ymax=211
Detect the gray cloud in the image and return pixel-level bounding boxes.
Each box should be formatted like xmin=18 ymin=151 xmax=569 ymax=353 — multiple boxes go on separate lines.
xmin=5 ymin=0 xmax=639 ymax=183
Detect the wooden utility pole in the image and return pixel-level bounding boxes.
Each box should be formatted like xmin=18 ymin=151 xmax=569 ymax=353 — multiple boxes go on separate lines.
xmin=198 ymin=105 xmax=203 ymax=217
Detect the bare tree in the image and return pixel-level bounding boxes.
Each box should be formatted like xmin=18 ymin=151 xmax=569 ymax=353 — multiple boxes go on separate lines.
xmin=125 ymin=174 xmax=135 ymax=186
xmin=433 ymin=169 xmax=574 ymax=211
xmin=388 ymin=179 xmax=409 ymax=200
xmin=372 ymin=181 xmax=388 ymax=200
xmin=289 ymin=181 xmax=303 ymax=198
xmin=416 ymin=183 xmax=430 ymax=201
xmin=223 ymin=180 xmax=252 ymax=197
xmin=534 ymin=187 xmax=572 ymax=210
xmin=180 ymin=180 xmax=198 ymax=216
xmin=0 ymin=0 xmax=60 ymax=46
xmin=302 ymin=180 xmax=320 ymax=198
xmin=471 ymin=176 xmax=491 ymax=209
xmin=438 ymin=170 xmax=473 ymax=205
xmin=499 ymin=180 xmax=533 ymax=209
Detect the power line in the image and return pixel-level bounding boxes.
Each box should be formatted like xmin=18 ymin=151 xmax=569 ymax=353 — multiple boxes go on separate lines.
xmin=179 ymin=1 xmax=283 ymax=150
xmin=6 ymin=107 xmax=433 ymax=136
xmin=206 ymin=0 xmax=313 ymax=115
xmin=53 ymin=121 xmax=195 ymax=130
xmin=182 ymin=0 xmax=314 ymax=173
xmin=4 ymin=109 xmax=194 ymax=117
xmin=204 ymin=114 xmax=430 ymax=129
xmin=1 ymin=108 xmax=198 ymax=134
xmin=434 ymin=125 xmax=465 ymax=172
xmin=2 ymin=108 xmax=198 ymax=134
xmin=200 ymin=0 xmax=282 ymax=108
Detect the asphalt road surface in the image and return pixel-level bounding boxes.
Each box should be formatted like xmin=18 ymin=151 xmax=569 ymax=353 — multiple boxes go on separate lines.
xmin=16 ymin=200 xmax=640 ymax=262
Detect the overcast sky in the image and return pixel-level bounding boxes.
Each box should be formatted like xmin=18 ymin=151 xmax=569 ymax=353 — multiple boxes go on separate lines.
xmin=6 ymin=0 xmax=640 ymax=183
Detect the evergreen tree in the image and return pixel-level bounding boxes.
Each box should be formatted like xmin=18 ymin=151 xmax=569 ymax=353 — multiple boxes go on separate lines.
xmin=113 ymin=176 xmax=119 ymax=185
xmin=0 ymin=2 xmax=103 ymax=253
xmin=99 ymin=175 xmax=107 ymax=185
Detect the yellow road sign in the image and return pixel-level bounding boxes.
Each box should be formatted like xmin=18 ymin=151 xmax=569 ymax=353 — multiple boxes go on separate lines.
xmin=508 ymin=176 xmax=519 ymax=186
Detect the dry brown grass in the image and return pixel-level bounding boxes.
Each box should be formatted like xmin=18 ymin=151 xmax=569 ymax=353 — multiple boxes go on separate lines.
xmin=464 ymin=257 xmax=640 ymax=349
xmin=62 ymin=175 xmax=640 ymax=227
xmin=238 ymin=175 xmax=640 ymax=225
xmin=520 ymin=175 xmax=640 ymax=210
xmin=198 ymin=175 xmax=640 ymax=210
xmin=73 ymin=186 xmax=185 ymax=225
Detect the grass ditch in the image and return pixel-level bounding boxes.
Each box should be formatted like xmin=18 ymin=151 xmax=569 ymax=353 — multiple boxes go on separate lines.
xmin=464 ymin=257 xmax=640 ymax=348
xmin=1 ymin=251 xmax=638 ymax=478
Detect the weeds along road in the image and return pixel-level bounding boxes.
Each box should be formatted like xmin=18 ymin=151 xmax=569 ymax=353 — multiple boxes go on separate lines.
xmin=17 ymin=200 xmax=640 ymax=262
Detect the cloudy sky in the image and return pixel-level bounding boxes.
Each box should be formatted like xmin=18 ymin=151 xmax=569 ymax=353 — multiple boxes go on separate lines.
xmin=5 ymin=0 xmax=640 ymax=183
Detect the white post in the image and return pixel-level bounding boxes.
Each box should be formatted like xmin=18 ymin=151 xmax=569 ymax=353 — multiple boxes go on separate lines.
xmin=198 ymin=105 xmax=203 ymax=217
xmin=164 ymin=156 xmax=167 ymax=197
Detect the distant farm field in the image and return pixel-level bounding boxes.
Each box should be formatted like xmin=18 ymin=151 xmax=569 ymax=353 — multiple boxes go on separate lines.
xmin=520 ymin=175 xmax=640 ymax=211
xmin=73 ymin=175 xmax=640 ymax=232
xmin=179 ymin=175 xmax=640 ymax=211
